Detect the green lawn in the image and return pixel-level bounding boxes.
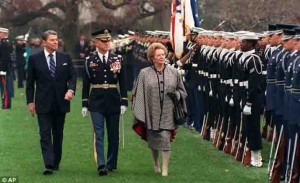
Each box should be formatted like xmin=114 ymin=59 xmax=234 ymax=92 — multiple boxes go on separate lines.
xmin=0 ymin=83 xmax=270 ymax=183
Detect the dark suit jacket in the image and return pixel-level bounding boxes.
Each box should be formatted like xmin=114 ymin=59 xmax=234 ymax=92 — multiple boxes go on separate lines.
xmin=74 ymin=40 xmax=89 ymax=59
xmin=26 ymin=50 xmax=77 ymax=114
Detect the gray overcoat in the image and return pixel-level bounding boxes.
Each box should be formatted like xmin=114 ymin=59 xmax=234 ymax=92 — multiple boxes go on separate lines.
xmin=132 ymin=65 xmax=187 ymax=131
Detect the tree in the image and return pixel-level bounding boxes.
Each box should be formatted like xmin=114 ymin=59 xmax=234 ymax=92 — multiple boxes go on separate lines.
xmin=198 ymin=0 xmax=300 ymax=32
xmin=0 ymin=0 xmax=171 ymax=57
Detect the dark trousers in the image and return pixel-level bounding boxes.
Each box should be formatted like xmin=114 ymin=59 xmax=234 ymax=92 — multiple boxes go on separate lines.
xmin=17 ymin=66 xmax=25 ymax=88
xmin=186 ymin=86 xmax=203 ymax=132
xmin=91 ymin=112 xmax=120 ymax=170
xmin=244 ymin=98 xmax=262 ymax=151
xmin=37 ymin=110 xmax=66 ymax=169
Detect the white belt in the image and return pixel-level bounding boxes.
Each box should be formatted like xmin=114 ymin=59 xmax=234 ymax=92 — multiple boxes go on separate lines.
xmin=234 ymin=79 xmax=239 ymax=84
xmin=220 ymin=79 xmax=224 ymax=84
xmin=291 ymin=88 xmax=300 ymax=93
xmin=210 ymin=74 xmax=217 ymax=78
xmin=239 ymin=81 xmax=249 ymax=89
xmin=204 ymin=72 xmax=209 ymax=77
xmin=192 ymin=63 xmax=198 ymax=67
xmin=198 ymin=70 xmax=204 ymax=75
xmin=224 ymin=79 xmax=233 ymax=85
xmin=262 ymin=71 xmax=267 ymax=75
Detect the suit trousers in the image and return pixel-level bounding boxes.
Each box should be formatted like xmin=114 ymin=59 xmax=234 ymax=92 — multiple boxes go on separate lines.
xmin=91 ymin=112 xmax=120 ymax=170
xmin=37 ymin=99 xmax=66 ymax=169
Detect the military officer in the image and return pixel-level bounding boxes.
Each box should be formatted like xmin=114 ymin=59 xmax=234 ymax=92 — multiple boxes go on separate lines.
xmin=81 ymin=29 xmax=128 ymax=176
xmin=0 ymin=27 xmax=13 ymax=109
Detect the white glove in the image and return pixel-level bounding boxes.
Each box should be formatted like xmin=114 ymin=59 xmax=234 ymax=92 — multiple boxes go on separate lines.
xmin=0 ymin=71 xmax=7 ymax=76
xmin=243 ymin=105 xmax=252 ymax=115
xmin=176 ymin=60 xmax=183 ymax=67
xmin=121 ymin=105 xmax=127 ymax=115
xmin=229 ymin=97 xmax=234 ymax=106
xmin=24 ymin=33 xmax=29 ymax=41
xmin=209 ymin=90 xmax=213 ymax=97
xmin=82 ymin=107 xmax=88 ymax=117
xmin=198 ymin=86 xmax=201 ymax=91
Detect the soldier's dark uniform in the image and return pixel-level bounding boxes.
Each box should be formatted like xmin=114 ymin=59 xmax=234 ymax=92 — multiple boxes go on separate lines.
xmin=240 ymin=34 xmax=265 ymax=167
xmin=288 ymin=52 xmax=300 ymax=181
xmin=82 ymin=29 xmax=128 ymax=175
xmin=182 ymin=48 xmax=202 ymax=132
xmin=243 ymin=50 xmax=264 ymax=160
xmin=15 ymin=36 xmax=27 ymax=88
xmin=0 ymin=27 xmax=13 ymax=109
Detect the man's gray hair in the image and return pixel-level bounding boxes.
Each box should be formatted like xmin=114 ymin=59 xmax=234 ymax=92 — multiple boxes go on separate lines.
xmin=41 ymin=30 xmax=57 ymax=41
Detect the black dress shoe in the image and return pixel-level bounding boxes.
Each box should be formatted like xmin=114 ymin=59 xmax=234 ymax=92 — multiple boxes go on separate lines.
xmin=43 ymin=168 xmax=53 ymax=175
xmin=98 ymin=168 xmax=108 ymax=176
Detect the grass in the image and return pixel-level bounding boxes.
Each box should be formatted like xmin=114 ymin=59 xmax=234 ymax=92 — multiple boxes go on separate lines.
xmin=0 ymin=82 xmax=270 ymax=183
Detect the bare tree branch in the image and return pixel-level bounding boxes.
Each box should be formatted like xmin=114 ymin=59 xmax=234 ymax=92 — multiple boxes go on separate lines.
xmin=1 ymin=10 xmax=62 ymax=27
xmin=42 ymin=1 xmax=66 ymax=12
xmin=101 ymin=0 xmax=131 ymax=10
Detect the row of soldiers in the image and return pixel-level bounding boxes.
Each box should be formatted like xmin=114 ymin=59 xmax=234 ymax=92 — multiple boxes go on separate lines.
xmin=114 ymin=30 xmax=174 ymax=81
xmin=178 ymin=27 xmax=266 ymax=169
xmin=176 ymin=24 xmax=300 ymax=182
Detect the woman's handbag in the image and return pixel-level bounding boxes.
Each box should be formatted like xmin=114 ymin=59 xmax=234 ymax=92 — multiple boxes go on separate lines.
xmin=173 ymin=99 xmax=187 ymax=125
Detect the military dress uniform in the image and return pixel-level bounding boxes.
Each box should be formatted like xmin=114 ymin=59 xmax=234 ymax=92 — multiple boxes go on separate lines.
xmin=82 ymin=29 xmax=128 ymax=175
xmin=0 ymin=27 xmax=13 ymax=109
xmin=181 ymin=46 xmax=203 ymax=132
xmin=15 ymin=36 xmax=27 ymax=88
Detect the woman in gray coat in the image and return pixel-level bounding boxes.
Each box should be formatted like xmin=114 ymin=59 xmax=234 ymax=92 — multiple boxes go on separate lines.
xmin=132 ymin=42 xmax=187 ymax=176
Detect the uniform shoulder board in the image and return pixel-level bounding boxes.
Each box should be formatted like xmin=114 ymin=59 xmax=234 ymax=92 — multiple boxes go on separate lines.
xmin=85 ymin=56 xmax=90 ymax=60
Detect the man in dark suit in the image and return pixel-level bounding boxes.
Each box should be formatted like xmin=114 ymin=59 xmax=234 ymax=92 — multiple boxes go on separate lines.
xmin=26 ymin=30 xmax=77 ymax=175
xmin=81 ymin=29 xmax=128 ymax=176
xmin=74 ymin=33 xmax=89 ymax=59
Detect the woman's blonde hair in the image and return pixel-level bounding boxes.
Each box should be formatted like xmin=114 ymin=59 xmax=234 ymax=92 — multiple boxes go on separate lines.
xmin=147 ymin=42 xmax=168 ymax=63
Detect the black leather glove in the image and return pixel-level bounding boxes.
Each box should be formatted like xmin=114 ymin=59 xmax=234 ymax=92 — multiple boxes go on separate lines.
xmin=167 ymin=92 xmax=179 ymax=102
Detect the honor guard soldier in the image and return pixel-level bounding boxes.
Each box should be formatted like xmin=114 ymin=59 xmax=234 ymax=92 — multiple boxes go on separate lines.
xmin=240 ymin=33 xmax=264 ymax=167
xmin=15 ymin=35 xmax=27 ymax=88
xmin=81 ymin=29 xmax=128 ymax=176
xmin=287 ymin=28 xmax=300 ymax=182
xmin=266 ymin=24 xmax=284 ymax=140
xmin=0 ymin=27 xmax=13 ymax=109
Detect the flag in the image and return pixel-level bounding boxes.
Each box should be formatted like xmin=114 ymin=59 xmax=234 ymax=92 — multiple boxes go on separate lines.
xmin=170 ymin=0 xmax=200 ymax=59
xmin=191 ymin=0 xmax=200 ymax=27
xmin=182 ymin=0 xmax=195 ymax=35
xmin=170 ymin=0 xmax=185 ymax=59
